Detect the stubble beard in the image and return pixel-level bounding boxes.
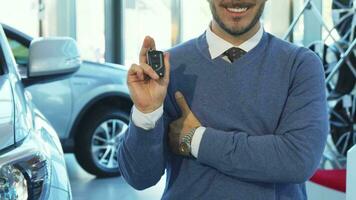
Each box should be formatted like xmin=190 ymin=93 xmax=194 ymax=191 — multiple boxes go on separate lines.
xmin=210 ymin=1 xmax=265 ymax=36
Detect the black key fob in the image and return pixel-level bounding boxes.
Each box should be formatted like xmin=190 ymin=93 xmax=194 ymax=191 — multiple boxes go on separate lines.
xmin=146 ymin=49 xmax=165 ymax=78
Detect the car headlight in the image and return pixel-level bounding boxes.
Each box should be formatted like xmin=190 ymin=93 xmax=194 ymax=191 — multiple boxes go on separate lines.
xmin=0 ymin=165 xmax=27 ymax=200
xmin=0 ymin=153 xmax=50 ymax=200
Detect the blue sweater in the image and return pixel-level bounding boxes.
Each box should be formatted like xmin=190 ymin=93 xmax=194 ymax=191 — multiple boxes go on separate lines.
xmin=118 ymin=31 xmax=329 ymax=200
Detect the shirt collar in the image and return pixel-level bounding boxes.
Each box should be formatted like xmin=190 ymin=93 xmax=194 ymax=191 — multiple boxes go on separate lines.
xmin=206 ymin=24 xmax=264 ymax=59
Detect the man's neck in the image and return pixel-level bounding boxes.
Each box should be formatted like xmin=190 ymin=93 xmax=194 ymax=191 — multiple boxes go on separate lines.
xmin=211 ymin=21 xmax=261 ymax=46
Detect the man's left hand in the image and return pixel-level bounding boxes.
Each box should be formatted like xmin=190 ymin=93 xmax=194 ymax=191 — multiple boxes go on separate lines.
xmin=168 ymin=91 xmax=201 ymax=155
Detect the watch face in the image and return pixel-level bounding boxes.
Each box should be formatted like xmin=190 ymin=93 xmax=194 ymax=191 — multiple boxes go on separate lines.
xmin=179 ymin=142 xmax=190 ymax=154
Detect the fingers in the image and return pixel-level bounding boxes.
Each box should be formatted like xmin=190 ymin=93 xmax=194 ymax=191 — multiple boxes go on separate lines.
xmin=128 ymin=64 xmax=144 ymax=80
xmin=128 ymin=64 xmax=159 ymax=81
xmin=175 ymin=91 xmax=191 ymax=116
xmin=141 ymin=64 xmax=160 ymax=80
xmin=163 ymin=52 xmax=170 ymax=82
xmin=139 ymin=36 xmax=156 ymax=64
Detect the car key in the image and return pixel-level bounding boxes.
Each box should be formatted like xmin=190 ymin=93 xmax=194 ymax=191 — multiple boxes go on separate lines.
xmin=146 ymin=49 xmax=165 ymax=78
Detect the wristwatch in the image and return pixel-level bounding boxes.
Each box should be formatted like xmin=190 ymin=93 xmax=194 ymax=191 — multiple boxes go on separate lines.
xmin=179 ymin=127 xmax=198 ymax=156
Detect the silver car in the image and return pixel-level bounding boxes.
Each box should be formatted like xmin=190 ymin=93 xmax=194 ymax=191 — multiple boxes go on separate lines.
xmin=3 ymin=24 xmax=132 ymax=177
xmin=0 ymin=25 xmax=71 ymax=199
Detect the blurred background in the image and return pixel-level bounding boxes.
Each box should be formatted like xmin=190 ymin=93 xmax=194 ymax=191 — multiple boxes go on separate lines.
xmin=0 ymin=0 xmax=355 ymax=200
xmin=0 ymin=0 xmax=339 ymax=66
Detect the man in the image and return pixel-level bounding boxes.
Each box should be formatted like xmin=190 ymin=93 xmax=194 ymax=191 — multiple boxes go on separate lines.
xmin=118 ymin=0 xmax=329 ymax=199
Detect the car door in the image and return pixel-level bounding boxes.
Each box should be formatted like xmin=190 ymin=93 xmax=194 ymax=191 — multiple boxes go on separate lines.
xmin=6 ymin=35 xmax=73 ymax=139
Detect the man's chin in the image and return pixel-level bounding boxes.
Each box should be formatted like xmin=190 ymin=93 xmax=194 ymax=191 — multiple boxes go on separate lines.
xmin=222 ymin=25 xmax=250 ymax=36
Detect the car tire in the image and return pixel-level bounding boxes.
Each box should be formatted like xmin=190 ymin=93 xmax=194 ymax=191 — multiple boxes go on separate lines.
xmin=74 ymin=106 xmax=129 ymax=177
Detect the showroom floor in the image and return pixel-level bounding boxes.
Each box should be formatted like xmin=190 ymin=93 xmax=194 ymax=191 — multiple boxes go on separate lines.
xmin=65 ymin=154 xmax=165 ymax=200
xmin=65 ymin=154 xmax=347 ymax=200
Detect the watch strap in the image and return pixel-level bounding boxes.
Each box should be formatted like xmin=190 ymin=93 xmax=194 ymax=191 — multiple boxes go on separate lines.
xmin=183 ymin=127 xmax=197 ymax=143
xmin=180 ymin=127 xmax=198 ymax=155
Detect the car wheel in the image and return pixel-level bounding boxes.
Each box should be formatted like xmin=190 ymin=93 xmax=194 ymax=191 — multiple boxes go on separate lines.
xmin=330 ymin=95 xmax=356 ymax=156
xmin=75 ymin=106 xmax=129 ymax=177
xmin=332 ymin=0 xmax=355 ymax=40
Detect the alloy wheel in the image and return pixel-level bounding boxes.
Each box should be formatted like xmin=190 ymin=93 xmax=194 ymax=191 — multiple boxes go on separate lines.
xmin=91 ymin=119 xmax=128 ymax=170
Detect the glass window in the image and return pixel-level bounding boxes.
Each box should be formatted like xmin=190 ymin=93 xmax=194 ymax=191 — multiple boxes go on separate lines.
xmin=6 ymin=38 xmax=29 ymax=77
xmin=7 ymin=38 xmax=29 ymax=66
xmin=291 ymin=0 xmax=305 ymax=45
xmin=289 ymin=0 xmax=337 ymax=46
xmin=76 ymin=0 xmax=106 ymax=62
xmin=181 ymin=0 xmax=211 ymax=42
xmin=322 ymin=0 xmax=341 ymax=45
xmin=263 ymin=1 xmax=298 ymax=41
xmin=0 ymin=0 xmax=39 ymax=37
xmin=40 ymin=0 xmax=61 ymax=37
xmin=124 ymin=0 xmax=172 ymax=66
xmin=180 ymin=1 xmax=292 ymax=42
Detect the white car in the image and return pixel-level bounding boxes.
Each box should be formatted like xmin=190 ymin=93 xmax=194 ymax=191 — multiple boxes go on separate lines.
xmin=0 ymin=24 xmax=72 ymax=199
xmin=3 ymin=24 xmax=132 ymax=177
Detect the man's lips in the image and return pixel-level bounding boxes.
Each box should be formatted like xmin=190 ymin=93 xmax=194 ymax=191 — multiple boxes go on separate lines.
xmin=227 ymin=7 xmax=248 ymax=13
xmin=221 ymin=2 xmax=255 ymax=17
xmin=224 ymin=6 xmax=250 ymax=17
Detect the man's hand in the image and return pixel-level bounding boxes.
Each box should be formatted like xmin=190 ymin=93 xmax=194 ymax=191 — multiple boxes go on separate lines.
xmin=168 ymin=91 xmax=201 ymax=155
xmin=127 ymin=36 xmax=170 ymax=113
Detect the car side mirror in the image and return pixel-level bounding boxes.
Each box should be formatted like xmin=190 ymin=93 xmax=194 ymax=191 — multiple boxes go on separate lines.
xmin=28 ymin=37 xmax=81 ymax=77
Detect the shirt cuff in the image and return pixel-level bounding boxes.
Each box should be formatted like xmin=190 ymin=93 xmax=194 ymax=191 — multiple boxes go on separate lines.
xmin=191 ymin=126 xmax=206 ymax=158
xmin=131 ymin=104 xmax=163 ymax=130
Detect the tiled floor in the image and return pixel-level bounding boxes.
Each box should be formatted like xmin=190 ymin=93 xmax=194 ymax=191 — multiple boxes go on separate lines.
xmin=65 ymin=154 xmax=165 ymax=200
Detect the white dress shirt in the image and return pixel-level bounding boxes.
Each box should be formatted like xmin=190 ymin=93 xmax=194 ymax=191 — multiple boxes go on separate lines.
xmin=131 ymin=24 xmax=264 ymax=158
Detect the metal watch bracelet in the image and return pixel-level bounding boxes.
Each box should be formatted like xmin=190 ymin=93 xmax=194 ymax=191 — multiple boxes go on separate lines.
xmin=180 ymin=127 xmax=198 ymax=155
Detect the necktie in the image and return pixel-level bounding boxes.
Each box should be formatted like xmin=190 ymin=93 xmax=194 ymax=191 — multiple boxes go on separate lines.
xmin=223 ymin=47 xmax=246 ymax=63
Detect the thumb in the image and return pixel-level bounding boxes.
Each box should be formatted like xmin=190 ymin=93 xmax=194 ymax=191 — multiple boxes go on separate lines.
xmin=175 ymin=91 xmax=191 ymax=116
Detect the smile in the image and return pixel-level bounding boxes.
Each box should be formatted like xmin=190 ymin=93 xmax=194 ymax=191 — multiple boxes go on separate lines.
xmin=226 ymin=7 xmax=248 ymax=13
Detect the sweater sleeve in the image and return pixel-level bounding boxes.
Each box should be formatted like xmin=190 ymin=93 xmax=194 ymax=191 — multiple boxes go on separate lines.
xmin=197 ymin=49 xmax=329 ymax=184
xmin=117 ymin=91 xmax=176 ymax=190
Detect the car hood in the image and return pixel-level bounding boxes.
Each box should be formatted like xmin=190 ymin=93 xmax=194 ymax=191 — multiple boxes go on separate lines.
xmin=83 ymin=60 xmax=128 ymax=72
xmin=76 ymin=60 xmax=128 ymax=84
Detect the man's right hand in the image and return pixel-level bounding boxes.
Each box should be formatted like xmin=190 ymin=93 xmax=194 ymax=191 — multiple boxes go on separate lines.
xmin=127 ymin=36 xmax=170 ymax=113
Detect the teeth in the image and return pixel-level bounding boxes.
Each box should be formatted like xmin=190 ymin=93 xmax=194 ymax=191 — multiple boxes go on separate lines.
xmin=227 ymin=7 xmax=248 ymax=13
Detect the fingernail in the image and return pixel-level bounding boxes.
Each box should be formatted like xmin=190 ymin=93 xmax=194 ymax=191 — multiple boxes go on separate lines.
xmin=175 ymin=91 xmax=182 ymax=98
